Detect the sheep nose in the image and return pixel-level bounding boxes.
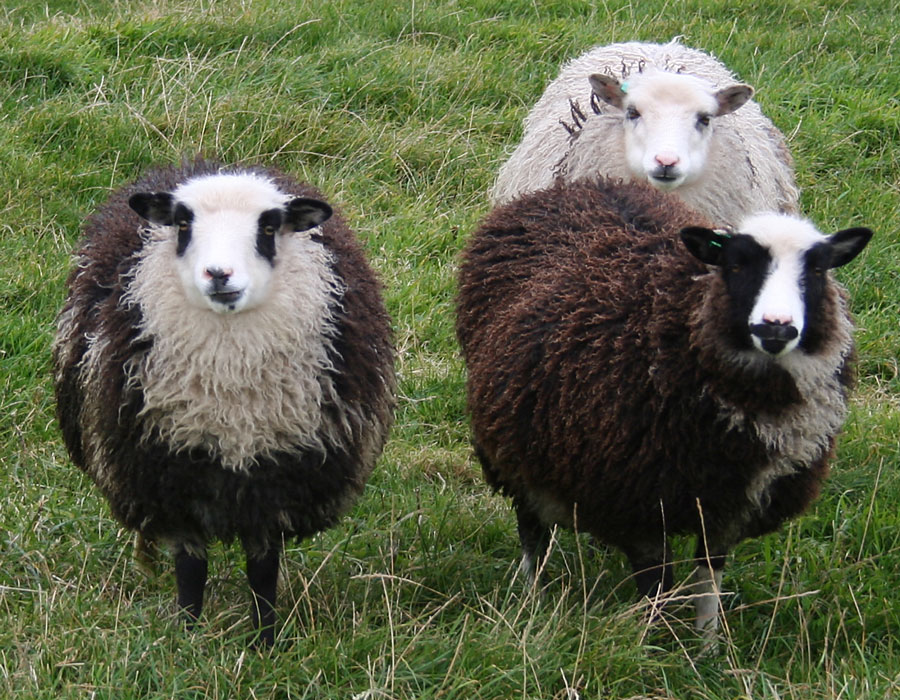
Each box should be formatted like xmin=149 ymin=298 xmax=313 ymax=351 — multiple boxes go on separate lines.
xmin=203 ymin=267 xmax=230 ymax=287
xmin=204 ymin=266 xmax=232 ymax=281
xmin=749 ymin=320 xmax=799 ymax=355
xmin=655 ymin=152 xmax=680 ymax=167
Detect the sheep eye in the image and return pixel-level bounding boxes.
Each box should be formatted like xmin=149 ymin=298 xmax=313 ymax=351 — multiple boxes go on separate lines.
xmin=177 ymin=221 xmax=190 ymax=231
xmin=697 ymin=114 xmax=711 ymax=128
xmin=625 ymin=106 xmax=641 ymax=121
xmin=263 ymin=225 xmax=276 ymax=236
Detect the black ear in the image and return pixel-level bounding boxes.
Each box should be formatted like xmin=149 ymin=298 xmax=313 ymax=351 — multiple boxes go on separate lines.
xmin=129 ymin=192 xmax=175 ymax=225
xmin=285 ymin=197 xmax=333 ymax=232
xmin=588 ymin=73 xmax=626 ymax=109
xmin=827 ymin=227 xmax=873 ymax=268
xmin=680 ymin=226 xmax=731 ymax=266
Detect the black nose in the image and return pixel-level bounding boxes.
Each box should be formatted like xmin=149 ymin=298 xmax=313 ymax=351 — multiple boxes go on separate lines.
xmin=206 ymin=267 xmax=230 ymax=291
xmin=750 ymin=321 xmax=799 ymax=355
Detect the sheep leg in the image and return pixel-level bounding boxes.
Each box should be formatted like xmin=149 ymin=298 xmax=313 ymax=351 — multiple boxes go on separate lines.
xmin=693 ymin=542 xmax=727 ymax=642
xmin=624 ymin=541 xmax=673 ymax=602
xmin=514 ymin=501 xmax=551 ymax=584
xmin=174 ymin=547 xmax=208 ymax=624
xmin=246 ymin=541 xmax=281 ymax=647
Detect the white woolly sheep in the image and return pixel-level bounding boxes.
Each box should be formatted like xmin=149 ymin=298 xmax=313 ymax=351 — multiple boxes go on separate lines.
xmin=53 ymin=159 xmax=396 ymax=646
xmin=457 ymin=177 xmax=871 ymax=642
xmin=491 ymin=40 xmax=799 ymax=225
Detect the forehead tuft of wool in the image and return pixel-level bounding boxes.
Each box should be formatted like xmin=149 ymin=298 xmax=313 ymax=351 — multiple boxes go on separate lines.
xmin=737 ymin=213 xmax=827 ymax=256
xmin=172 ymin=172 xmax=289 ymax=215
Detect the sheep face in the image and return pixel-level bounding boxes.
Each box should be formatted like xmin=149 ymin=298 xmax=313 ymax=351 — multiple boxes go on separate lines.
xmin=589 ymin=70 xmax=753 ymax=191
xmin=681 ymin=214 xmax=872 ymax=357
xmin=129 ymin=173 xmax=332 ymax=314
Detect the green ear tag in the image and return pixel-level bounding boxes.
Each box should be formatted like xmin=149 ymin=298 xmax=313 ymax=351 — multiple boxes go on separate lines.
xmin=708 ymin=228 xmax=732 ymax=249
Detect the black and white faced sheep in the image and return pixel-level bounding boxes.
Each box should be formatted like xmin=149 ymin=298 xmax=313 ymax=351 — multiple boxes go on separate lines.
xmin=53 ymin=159 xmax=396 ymax=646
xmin=491 ymin=40 xmax=799 ymax=226
xmin=457 ymin=177 xmax=871 ymax=641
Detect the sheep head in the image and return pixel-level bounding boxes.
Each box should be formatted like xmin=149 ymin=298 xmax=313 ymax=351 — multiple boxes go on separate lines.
xmin=681 ymin=214 xmax=872 ymax=358
xmin=129 ymin=173 xmax=332 ymax=314
xmin=589 ymin=69 xmax=753 ymax=191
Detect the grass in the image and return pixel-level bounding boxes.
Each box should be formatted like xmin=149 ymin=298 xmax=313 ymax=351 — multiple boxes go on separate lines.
xmin=1 ymin=0 xmax=898 ymax=697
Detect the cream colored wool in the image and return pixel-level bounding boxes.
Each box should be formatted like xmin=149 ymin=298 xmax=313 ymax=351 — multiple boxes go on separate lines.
xmin=491 ymin=40 xmax=799 ymax=225
xmin=121 ymin=225 xmax=349 ymax=472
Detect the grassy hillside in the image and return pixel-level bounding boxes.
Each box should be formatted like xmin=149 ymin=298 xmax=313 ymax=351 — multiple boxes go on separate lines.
xmin=1 ymin=1 xmax=898 ymax=697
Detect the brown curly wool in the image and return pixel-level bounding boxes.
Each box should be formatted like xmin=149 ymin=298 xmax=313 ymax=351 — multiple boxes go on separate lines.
xmin=457 ymin=176 xmax=867 ymax=641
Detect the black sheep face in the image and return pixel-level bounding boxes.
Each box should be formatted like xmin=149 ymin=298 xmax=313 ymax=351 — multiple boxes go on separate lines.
xmin=681 ymin=214 xmax=872 ymax=357
xmin=129 ymin=173 xmax=332 ymax=314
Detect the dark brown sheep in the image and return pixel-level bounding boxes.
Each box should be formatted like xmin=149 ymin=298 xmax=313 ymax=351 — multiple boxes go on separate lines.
xmin=457 ymin=176 xmax=871 ymax=640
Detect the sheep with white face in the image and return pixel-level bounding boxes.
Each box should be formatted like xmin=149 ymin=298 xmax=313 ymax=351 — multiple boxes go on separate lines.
xmin=588 ymin=69 xmax=753 ymax=191
xmin=129 ymin=173 xmax=332 ymax=314
xmin=491 ymin=40 xmax=799 ymax=226
xmin=54 ymin=161 xmax=396 ymax=647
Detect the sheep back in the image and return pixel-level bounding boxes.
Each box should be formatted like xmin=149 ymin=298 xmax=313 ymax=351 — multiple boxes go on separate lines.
xmin=54 ymin=159 xmax=395 ymax=556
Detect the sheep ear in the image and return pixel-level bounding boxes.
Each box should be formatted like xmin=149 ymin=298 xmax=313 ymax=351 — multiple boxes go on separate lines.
xmin=129 ymin=192 xmax=175 ymax=225
xmin=827 ymin=227 xmax=873 ymax=268
xmin=285 ymin=197 xmax=333 ymax=232
xmin=589 ymin=73 xmax=625 ymax=109
xmin=715 ymin=84 xmax=754 ymax=116
xmin=680 ymin=226 xmax=730 ymax=266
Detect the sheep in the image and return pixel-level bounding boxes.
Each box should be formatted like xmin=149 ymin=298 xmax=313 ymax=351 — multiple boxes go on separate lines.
xmin=490 ymin=40 xmax=799 ymax=226
xmin=53 ymin=159 xmax=396 ymax=646
xmin=456 ymin=176 xmax=871 ymax=642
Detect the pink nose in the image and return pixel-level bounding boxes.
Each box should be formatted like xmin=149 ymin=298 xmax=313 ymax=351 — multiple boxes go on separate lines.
xmin=655 ymin=152 xmax=680 ymax=167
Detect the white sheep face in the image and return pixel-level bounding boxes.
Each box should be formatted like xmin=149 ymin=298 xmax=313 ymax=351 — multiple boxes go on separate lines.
xmin=590 ymin=70 xmax=753 ymax=191
xmin=129 ymin=173 xmax=332 ymax=314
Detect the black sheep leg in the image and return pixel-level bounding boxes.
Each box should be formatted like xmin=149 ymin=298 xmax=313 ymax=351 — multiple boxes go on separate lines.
xmin=623 ymin=540 xmax=673 ymax=602
xmin=174 ymin=546 xmax=209 ymax=625
xmin=514 ymin=500 xmax=551 ymax=583
xmin=246 ymin=540 xmax=282 ymax=647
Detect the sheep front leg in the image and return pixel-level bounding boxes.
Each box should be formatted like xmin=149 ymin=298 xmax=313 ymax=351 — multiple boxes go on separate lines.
xmin=624 ymin=540 xmax=674 ymax=605
xmin=174 ymin=545 xmax=208 ymax=624
xmin=246 ymin=541 xmax=282 ymax=647
xmin=514 ymin=500 xmax=551 ymax=584
xmin=693 ymin=544 xmax=727 ymax=643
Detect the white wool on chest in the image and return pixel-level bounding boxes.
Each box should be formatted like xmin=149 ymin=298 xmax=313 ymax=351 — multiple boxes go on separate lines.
xmin=123 ymin=228 xmax=348 ymax=471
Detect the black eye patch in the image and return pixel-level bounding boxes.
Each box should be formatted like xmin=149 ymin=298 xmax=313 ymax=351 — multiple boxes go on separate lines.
xmin=256 ymin=209 xmax=283 ymax=263
xmin=173 ymin=203 xmax=194 ymax=256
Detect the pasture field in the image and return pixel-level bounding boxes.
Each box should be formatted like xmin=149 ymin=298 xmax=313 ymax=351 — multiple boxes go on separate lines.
xmin=0 ymin=1 xmax=898 ymax=697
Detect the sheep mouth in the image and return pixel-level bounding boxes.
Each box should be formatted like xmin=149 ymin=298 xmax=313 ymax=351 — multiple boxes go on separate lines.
xmin=649 ymin=170 xmax=683 ymax=188
xmin=208 ymin=290 xmax=243 ymax=305
xmin=749 ymin=322 xmax=799 ymax=356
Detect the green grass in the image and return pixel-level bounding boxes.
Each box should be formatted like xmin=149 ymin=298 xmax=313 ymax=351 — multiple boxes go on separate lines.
xmin=1 ymin=0 xmax=898 ymax=697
